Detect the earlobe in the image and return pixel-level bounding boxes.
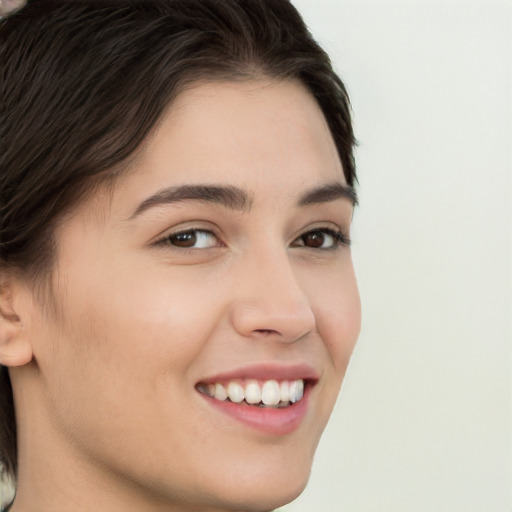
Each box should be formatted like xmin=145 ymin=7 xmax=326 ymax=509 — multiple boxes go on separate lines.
xmin=0 ymin=272 xmax=34 ymax=367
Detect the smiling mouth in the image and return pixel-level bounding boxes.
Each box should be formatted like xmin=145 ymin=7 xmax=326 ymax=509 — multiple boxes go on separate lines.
xmin=196 ymin=379 xmax=305 ymax=409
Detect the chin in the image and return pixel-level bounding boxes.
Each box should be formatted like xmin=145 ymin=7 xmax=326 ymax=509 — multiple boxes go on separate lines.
xmin=205 ymin=453 xmax=313 ymax=512
xmin=219 ymin=475 xmax=310 ymax=512
xmin=254 ymin=479 xmax=309 ymax=511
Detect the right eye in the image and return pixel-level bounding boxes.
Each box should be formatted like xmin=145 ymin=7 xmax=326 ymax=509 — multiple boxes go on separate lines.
xmin=159 ymin=229 xmax=220 ymax=249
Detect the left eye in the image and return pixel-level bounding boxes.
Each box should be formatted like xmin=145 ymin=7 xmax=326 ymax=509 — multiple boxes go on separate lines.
xmin=165 ymin=229 xmax=219 ymax=249
xmin=292 ymin=228 xmax=348 ymax=250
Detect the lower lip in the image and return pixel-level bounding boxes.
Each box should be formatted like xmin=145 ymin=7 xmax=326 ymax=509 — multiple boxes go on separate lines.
xmin=198 ymin=386 xmax=311 ymax=436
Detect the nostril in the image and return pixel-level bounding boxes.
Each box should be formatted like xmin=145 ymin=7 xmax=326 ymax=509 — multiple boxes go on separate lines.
xmin=229 ymin=294 xmax=315 ymax=342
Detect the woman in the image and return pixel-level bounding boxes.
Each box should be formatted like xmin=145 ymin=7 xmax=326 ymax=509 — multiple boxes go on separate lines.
xmin=0 ymin=0 xmax=360 ymax=510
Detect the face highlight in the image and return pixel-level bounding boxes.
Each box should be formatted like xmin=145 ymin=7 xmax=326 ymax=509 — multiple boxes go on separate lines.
xmin=22 ymin=80 xmax=361 ymax=511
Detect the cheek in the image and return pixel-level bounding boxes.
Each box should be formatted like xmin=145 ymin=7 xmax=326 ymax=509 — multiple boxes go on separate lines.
xmin=309 ymin=261 xmax=361 ymax=372
xmin=56 ymin=258 xmax=237 ymax=423
xmin=38 ymin=257 xmax=215 ymax=418
xmin=303 ymin=261 xmax=360 ymax=428
xmin=59 ymin=269 xmax=216 ymax=380
xmin=34 ymin=257 xmax=227 ymax=477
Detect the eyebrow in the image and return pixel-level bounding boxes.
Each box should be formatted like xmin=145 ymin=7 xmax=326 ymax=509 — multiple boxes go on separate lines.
xmin=130 ymin=184 xmax=252 ymax=218
xmin=130 ymin=181 xmax=357 ymax=219
xmin=297 ymin=182 xmax=358 ymax=208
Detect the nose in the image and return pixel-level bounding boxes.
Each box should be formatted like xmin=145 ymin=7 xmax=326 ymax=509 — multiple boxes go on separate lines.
xmin=229 ymin=249 xmax=316 ymax=342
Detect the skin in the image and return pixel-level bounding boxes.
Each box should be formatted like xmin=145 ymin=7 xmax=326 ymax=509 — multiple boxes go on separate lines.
xmin=2 ymin=79 xmax=361 ymax=511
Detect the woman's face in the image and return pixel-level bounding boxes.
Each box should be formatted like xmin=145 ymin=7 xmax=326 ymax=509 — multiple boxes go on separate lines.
xmin=27 ymin=80 xmax=360 ymax=510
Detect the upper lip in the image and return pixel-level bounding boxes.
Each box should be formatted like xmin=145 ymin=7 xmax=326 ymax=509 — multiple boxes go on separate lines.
xmin=197 ymin=362 xmax=320 ymax=384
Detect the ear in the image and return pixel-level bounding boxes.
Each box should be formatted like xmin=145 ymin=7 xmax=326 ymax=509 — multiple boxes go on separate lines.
xmin=0 ymin=270 xmax=34 ymax=367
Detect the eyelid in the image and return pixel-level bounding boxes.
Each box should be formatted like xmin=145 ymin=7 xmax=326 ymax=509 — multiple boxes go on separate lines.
xmin=152 ymin=225 xmax=224 ymax=250
xmin=150 ymin=222 xmax=350 ymax=252
xmin=292 ymin=224 xmax=351 ymax=249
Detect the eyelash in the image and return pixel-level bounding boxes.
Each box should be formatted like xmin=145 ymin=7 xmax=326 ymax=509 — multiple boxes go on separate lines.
xmin=293 ymin=227 xmax=351 ymax=249
xmin=154 ymin=226 xmax=351 ymax=251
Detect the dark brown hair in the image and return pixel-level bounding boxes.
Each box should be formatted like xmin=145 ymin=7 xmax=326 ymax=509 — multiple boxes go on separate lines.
xmin=0 ymin=0 xmax=356 ymax=483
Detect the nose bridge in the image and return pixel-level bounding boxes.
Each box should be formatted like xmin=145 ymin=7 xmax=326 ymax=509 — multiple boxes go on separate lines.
xmin=230 ymin=245 xmax=316 ymax=341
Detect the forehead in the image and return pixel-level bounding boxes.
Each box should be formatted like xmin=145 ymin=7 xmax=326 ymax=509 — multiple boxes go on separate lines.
xmin=158 ymin=79 xmax=343 ymax=180
xmin=78 ymin=79 xmax=345 ymax=224
xmin=129 ymin=79 xmax=340 ymax=192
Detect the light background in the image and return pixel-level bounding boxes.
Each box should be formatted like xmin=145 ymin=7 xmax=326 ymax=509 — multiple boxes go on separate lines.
xmin=286 ymin=1 xmax=512 ymax=511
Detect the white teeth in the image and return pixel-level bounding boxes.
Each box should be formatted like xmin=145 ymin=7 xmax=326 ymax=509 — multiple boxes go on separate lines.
xmin=297 ymin=379 xmax=304 ymax=401
xmin=289 ymin=379 xmax=304 ymax=403
xmin=214 ymin=383 xmax=228 ymax=401
xmin=227 ymin=382 xmax=244 ymax=403
xmin=244 ymin=380 xmax=262 ymax=404
xmin=199 ymin=379 xmax=306 ymax=407
xmin=261 ymin=380 xmax=280 ymax=406
xmin=279 ymin=381 xmax=290 ymax=402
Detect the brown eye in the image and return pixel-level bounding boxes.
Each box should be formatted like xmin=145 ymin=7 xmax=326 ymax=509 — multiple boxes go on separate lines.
xmin=166 ymin=230 xmax=218 ymax=249
xmin=301 ymin=231 xmax=327 ymax=248
xmin=169 ymin=231 xmax=197 ymax=247
xmin=293 ymin=228 xmax=347 ymax=250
